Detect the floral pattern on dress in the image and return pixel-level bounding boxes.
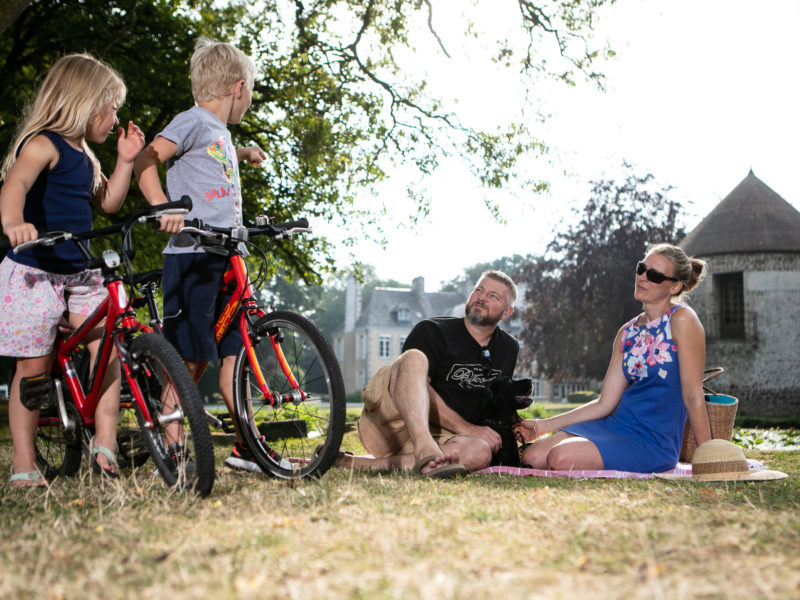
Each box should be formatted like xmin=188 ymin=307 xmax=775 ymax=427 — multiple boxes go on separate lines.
xmin=622 ymin=305 xmax=681 ymax=382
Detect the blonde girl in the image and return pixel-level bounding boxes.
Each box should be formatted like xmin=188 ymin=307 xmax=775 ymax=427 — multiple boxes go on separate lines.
xmin=0 ymin=53 xmax=145 ymax=487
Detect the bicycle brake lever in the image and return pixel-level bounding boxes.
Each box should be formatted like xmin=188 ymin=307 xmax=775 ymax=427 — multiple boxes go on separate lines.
xmin=13 ymin=232 xmax=73 ymax=254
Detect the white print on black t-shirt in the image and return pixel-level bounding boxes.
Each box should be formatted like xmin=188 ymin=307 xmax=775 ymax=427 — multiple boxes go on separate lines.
xmin=446 ymin=364 xmax=503 ymax=390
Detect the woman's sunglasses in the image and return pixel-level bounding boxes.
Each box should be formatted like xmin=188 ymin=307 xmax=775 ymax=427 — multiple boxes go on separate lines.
xmin=636 ymin=261 xmax=679 ymax=284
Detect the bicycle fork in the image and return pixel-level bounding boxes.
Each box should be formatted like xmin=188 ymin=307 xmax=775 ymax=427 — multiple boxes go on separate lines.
xmin=243 ymin=322 xmax=307 ymax=407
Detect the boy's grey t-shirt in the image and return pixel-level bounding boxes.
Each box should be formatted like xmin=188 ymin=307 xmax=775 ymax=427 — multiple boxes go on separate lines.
xmin=158 ymin=105 xmax=243 ymax=254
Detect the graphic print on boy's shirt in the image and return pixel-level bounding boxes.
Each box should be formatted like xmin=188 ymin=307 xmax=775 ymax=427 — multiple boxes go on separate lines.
xmin=202 ymin=139 xmax=239 ymax=202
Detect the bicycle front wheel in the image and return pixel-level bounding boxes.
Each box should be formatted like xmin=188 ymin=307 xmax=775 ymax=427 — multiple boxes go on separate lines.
xmin=35 ymin=376 xmax=83 ymax=480
xmin=232 ymin=311 xmax=346 ymax=479
xmin=127 ymin=333 xmax=215 ymax=496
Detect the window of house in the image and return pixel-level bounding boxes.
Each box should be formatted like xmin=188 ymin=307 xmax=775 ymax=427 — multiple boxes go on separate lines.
xmin=334 ymin=336 xmax=344 ymax=362
xmin=357 ymin=334 xmax=366 ymax=359
xmin=379 ymin=335 xmax=391 ymax=358
xmin=396 ymin=307 xmax=411 ymax=322
xmin=357 ymin=370 xmax=366 ymax=388
xmin=716 ymin=272 xmax=745 ymax=339
xmin=399 ymin=336 xmax=407 ymax=351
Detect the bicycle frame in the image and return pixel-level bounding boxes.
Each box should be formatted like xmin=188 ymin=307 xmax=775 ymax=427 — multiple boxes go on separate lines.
xmin=47 ymin=270 xmax=162 ymax=433
xmin=192 ymin=249 xmax=306 ymax=407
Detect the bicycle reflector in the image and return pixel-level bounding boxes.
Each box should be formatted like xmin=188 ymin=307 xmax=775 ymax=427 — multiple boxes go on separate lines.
xmin=102 ymin=249 xmax=121 ymax=269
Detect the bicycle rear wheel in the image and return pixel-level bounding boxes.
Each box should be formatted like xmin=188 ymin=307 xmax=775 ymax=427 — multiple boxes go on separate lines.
xmin=232 ymin=310 xmax=346 ymax=479
xmin=127 ymin=333 xmax=215 ymax=496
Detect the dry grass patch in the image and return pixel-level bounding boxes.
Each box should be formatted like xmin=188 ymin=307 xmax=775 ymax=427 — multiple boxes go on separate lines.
xmin=1 ymin=436 xmax=798 ymax=599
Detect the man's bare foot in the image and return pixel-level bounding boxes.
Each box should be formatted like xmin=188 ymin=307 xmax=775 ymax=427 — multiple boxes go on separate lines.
xmin=412 ymin=450 xmax=466 ymax=478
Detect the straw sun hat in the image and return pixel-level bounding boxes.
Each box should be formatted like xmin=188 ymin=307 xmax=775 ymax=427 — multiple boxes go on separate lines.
xmin=656 ymin=439 xmax=788 ymax=482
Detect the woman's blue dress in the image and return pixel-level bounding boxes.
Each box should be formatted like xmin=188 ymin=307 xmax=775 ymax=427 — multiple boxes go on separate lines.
xmin=562 ymin=304 xmax=688 ymax=472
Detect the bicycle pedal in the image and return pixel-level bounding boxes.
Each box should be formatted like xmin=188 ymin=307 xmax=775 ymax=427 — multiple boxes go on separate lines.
xmin=220 ymin=415 xmax=235 ymax=434
xmin=19 ymin=373 xmax=54 ymax=411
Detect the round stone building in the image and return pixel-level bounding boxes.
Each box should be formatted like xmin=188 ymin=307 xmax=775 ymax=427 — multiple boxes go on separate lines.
xmin=679 ymin=170 xmax=800 ymax=417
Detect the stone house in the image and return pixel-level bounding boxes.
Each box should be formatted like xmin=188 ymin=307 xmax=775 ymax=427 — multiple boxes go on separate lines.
xmin=679 ymin=171 xmax=800 ymax=417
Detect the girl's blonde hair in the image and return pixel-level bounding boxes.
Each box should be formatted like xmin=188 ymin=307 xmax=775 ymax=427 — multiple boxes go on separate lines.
xmin=190 ymin=37 xmax=256 ymax=103
xmin=1 ymin=53 xmax=126 ymax=191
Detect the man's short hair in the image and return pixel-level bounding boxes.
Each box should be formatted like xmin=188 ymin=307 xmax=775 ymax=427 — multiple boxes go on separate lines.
xmin=479 ymin=270 xmax=517 ymax=305
xmin=190 ymin=37 xmax=256 ymax=103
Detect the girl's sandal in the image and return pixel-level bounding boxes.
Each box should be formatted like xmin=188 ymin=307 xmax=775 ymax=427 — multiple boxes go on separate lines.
xmin=9 ymin=469 xmax=47 ymax=488
xmin=90 ymin=441 xmax=119 ymax=479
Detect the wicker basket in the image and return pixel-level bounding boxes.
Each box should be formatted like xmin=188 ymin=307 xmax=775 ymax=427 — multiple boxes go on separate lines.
xmin=679 ymin=368 xmax=738 ymax=462
xmin=680 ymin=394 xmax=738 ymax=462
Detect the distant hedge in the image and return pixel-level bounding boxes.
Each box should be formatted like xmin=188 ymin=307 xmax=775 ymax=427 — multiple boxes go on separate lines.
xmin=567 ymin=390 xmax=597 ymax=404
xmin=736 ymin=414 xmax=800 ymax=429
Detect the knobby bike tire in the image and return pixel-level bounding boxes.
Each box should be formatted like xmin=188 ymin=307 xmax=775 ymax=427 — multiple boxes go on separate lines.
xmin=232 ymin=310 xmax=346 ymax=479
xmin=127 ymin=333 xmax=215 ymax=496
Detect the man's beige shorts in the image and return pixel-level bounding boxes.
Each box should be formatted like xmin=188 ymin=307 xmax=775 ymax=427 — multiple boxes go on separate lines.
xmin=357 ymin=366 xmax=457 ymax=458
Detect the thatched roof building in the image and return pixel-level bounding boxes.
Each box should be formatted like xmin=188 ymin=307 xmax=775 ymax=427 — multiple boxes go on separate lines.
xmin=680 ymin=170 xmax=800 ymax=256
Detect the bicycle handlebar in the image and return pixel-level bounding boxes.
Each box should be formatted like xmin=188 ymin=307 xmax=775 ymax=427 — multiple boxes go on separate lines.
xmin=2 ymin=196 xmax=193 ymax=256
xmin=180 ymin=216 xmax=311 ymax=243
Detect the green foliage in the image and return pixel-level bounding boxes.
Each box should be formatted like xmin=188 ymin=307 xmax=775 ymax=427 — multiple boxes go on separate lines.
xmin=440 ymin=254 xmax=539 ymax=294
xmin=567 ymin=389 xmax=596 ymax=403
xmin=733 ymin=427 xmax=800 ymax=450
xmin=519 ymin=164 xmax=686 ymax=379
xmin=346 ymin=390 xmax=363 ymax=404
xmin=0 ymin=0 xmax=614 ymax=282
xmin=735 ymin=414 xmax=800 ymax=429
xmin=517 ymin=403 xmax=548 ymax=419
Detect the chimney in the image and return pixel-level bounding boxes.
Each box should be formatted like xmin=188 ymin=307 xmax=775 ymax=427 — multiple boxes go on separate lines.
xmin=411 ymin=276 xmax=424 ymax=299
xmin=344 ymin=274 xmax=362 ymax=332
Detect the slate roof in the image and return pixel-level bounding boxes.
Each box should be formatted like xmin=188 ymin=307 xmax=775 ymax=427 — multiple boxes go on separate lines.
xmin=354 ymin=288 xmax=463 ymax=328
xmin=680 ymin=171 xmax=800 ymax=256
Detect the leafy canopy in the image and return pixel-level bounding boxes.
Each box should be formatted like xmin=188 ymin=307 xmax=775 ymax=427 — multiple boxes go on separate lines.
xmin=0 ymin=0 xmax=614 ymax=283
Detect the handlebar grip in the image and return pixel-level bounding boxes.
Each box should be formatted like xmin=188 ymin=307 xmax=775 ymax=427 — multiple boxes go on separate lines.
xmin=155 ymin=195 xmax=192 ymax=212
xmin=176 ymin=195 xmax=193 ymax=211
xmin=275 ymin=218 xmax=309 ymax=230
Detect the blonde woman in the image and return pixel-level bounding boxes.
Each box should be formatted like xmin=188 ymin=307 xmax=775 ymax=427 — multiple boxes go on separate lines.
xmin=0 ymin=53 xmax=145 ymax=486
xmin=515 ymin=244 xmax=712 ymax=473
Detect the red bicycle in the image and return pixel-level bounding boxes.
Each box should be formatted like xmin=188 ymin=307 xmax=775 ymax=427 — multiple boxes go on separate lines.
xmin=9 ymin=198 xmax=215 ymax=496
xmin=139 ymin=214 xmax=346 ymax=479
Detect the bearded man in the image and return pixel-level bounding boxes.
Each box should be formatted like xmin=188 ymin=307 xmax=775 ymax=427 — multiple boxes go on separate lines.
xmin=340 ymin=270 xmax=519 ymax=477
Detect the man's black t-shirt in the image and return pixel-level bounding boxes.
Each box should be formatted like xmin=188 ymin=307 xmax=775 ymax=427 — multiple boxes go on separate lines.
xmin=402 ymin=317 xmax=519 ymax=423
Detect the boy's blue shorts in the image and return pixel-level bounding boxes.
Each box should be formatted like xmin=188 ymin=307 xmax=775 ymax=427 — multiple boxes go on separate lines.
xmin=162 ymin=252 xmax=244 ymax=362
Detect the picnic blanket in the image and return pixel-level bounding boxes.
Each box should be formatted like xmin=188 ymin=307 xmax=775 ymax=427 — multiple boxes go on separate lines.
xmin=475 ymin=459 xmax=767 ymax=479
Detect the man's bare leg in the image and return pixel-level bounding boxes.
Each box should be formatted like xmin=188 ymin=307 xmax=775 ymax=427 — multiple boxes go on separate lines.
xmin=385 ymin=349 xmax=461 ymax=474
xmin=340 ymin=350 xmax=462 ymax=474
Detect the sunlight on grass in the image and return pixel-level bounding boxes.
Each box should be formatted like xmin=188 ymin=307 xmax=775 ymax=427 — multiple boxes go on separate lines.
xmin=1 ymin=423 xmax=799 ymax=600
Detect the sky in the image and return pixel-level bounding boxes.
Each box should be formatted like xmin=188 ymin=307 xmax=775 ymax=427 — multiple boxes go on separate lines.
xmin=320 ymin=0 xmax=800 ymax=291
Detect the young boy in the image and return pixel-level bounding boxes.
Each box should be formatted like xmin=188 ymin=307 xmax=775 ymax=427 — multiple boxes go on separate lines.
xmin=135 ymin=37 xmax=268 ymax=472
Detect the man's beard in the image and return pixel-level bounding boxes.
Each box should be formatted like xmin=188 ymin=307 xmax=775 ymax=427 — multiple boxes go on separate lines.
xmin=465 ymin=301 xmax=504 ymax=327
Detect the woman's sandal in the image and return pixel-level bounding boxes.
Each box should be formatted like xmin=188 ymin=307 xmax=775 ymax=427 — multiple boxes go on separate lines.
xmin=90 ymin=440 xmax=119 ymax=479
xmin=9 ymin=469 xmax=47 ymax=488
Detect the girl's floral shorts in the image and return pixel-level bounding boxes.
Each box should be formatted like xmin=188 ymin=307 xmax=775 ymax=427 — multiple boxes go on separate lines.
xmin=0 ymin=257 xmax=106 ymax=357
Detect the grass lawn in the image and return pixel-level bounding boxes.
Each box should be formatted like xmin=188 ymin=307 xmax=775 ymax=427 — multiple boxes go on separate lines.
xmin=1 ymin=406 xmax=798 ymax=599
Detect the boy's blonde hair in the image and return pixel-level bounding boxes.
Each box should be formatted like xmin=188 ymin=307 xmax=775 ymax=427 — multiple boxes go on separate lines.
xmin=190 ymin=37 xmax=256 ymax=103
xmin=1 ymin=53 xmax=126 ymax=192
